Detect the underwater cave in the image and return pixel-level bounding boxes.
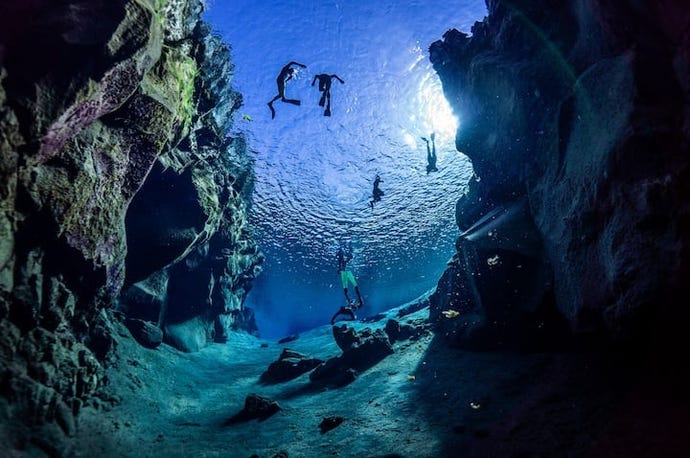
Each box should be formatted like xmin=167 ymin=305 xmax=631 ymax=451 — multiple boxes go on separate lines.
xmin=1 ymin=0 xmax=689 ymax=456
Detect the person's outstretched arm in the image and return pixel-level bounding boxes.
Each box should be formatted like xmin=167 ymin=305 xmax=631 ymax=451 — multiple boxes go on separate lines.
xmin=312 ymin=75 xmax=318 ymax=86
xmin=332 ymin=74 xmax=345 ymax=84
xmin=289 ymin=61 xmax=307 ymax=68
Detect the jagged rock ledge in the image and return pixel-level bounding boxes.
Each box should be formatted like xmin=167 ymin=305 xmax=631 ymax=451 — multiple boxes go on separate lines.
xmin=0 ymin=0 xmax=262 ymax=452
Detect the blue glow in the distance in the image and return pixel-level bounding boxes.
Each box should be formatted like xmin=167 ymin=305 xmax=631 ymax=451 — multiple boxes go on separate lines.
xmin=204 ymin=0 xmax=486 ymax=339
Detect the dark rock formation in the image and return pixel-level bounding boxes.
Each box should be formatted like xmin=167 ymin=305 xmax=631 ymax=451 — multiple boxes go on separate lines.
xmin=225 ymin=394 xmax=281 ymax=424
xmin=384 ymin=318 xmax=426 ymax=344
xmin=310 ymin=325 xmax=394 ymax=386
xmin=118 ymin=19 xmax=263 ymax=353
xmin=332 ymin=324 xmax=363 ymax=352
xmin=0 ymin=0 xmax=262 ymax=449
xmin=319 ymin=416 xmax=345 ymax=434
xmin=124 ymin=318 xmax=163 ymax=349
xmin=260 ymin=348 xmax=323 ymax=384
xmin=429 ymin=0 xmax=690 ymax=348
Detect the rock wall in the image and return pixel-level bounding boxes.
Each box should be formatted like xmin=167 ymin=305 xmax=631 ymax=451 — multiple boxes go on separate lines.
xmin=429 ymin=0 xmax=690 ymax=348
xmin=0 ymin=0 xmax=262 ymax=449
xmin=118 ymin=20 xmax=264 ymax=353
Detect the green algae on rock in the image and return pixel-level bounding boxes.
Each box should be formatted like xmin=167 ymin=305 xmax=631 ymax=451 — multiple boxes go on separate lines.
xmin=0 ymin=0 xmax=262 ymax=451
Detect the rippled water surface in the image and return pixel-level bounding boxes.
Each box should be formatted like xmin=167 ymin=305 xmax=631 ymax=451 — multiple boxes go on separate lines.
xmin=205 ymin=0 xmax=486 ymax=338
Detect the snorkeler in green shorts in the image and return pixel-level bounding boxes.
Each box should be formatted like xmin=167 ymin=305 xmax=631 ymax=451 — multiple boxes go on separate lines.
xmin=331 ymin=243 xmax=364 ymax=325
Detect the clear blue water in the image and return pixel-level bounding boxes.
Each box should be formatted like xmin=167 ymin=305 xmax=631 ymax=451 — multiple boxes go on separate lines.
xmin=204 ymin=0 xmax=487 ymax=339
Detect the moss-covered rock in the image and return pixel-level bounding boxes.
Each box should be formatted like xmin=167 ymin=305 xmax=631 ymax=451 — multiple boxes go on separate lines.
xmin=0 ymin=0 xmax=262 ymax=448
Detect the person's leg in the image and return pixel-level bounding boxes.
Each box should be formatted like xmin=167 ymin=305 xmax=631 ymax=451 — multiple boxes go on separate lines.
xmin=431 ymin=136 xmax=436 ymax=161
xmin=324 ymin=90 xmax=331 ymax=116
xmin=282 ymin=97 xmax=301 ymax=105
xmin=267 ymin=94 xmax=281 ymax=118
xmin=346 ymin=271 xmax=361 ymax=306
xmin=354 ymin=285 xmax=363 ymax=308
xmin=341 ymin=271 xmax=352 ymax=303
xmin=278 ymin=80 xmax=301 ymax=105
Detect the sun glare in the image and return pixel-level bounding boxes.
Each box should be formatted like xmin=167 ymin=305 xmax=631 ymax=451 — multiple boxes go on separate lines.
xmin=419 ymin=73 xmax=458 ymax=140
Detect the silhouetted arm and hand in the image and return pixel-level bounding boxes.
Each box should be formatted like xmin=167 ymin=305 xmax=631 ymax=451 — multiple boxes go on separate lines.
xmin=332 ymin=74 xmax=345 ymax=84
xmin=268 ymin=61 xmax=307 ymax=118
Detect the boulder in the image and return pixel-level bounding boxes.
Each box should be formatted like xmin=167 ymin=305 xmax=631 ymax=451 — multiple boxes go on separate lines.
xmin=260 ymin=348 xmax=323 ymax=384
xmin=226 ymin=394 xmax=281 ymax=423
xmin=310 ymin=326 xmax=393 ymax=385
xmin=319 ymin=416 xmax=345 ymax=434
xmin=384 ymin=319 xmax=421 ymax=344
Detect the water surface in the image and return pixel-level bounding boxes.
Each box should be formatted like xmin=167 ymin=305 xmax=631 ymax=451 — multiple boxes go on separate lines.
xmin=204 ymin=0 xmax=487 ymax=338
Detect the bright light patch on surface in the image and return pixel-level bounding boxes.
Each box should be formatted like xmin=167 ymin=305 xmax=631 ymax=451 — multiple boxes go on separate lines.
xmin=403 ymin=132 xmax=417 ymax=148
xmin=419 ymin=74 xmax=459 ymax=142
xmin=205 ymin=0 xmax=486 ymax=338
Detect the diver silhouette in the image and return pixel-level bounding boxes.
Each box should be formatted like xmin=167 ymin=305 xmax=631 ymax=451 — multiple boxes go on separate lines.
xmin=267 ymin=61 xmax=307 ymax=119
xmin=331 ymin=242 xmax=364 ymax=325
xmin=311 ymin=73 xmax=344 ymax=116
xmin=422 ymin=132 xmax=438 ymax=174
xmin=369 ymin=174 xmax=384 ymax=209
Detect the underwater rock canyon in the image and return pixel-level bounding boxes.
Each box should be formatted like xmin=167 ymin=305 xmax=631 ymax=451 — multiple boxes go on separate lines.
xmin=0 ymin=0 xmax=688 ymax=456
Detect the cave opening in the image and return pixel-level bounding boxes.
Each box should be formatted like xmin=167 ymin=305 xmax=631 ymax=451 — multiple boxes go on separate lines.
xmin=203 ymin=0 xmax=487 ymax=339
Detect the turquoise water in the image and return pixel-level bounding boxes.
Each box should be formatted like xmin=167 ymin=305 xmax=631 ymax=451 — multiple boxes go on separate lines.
xmin=204 ymin=0 xmax=487 ymax=338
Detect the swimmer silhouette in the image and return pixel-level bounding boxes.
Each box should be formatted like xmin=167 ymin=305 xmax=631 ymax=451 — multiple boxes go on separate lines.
xmin=370 ymin=174 xmax=384 ymax=209
xmin=311 ymin=73 xmax=344 ymax=116
xmin=422 ymin=132 xmax=438 ymax=174
xmin=268 ymin=61 xmax=307 ymax=119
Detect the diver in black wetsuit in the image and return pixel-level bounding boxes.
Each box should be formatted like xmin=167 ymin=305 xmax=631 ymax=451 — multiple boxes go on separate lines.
xmin=331 ymin=243 xmax=364 ymax=325
xmin=311 ymin=73 xmax=345 ymax=116
xmin=268 ymin=61 xmax=307 ymax=119
xmin=369 ymin=174 xmax=384 ymax=209
xmin=422 ymin=132 xmax=438 ymax=174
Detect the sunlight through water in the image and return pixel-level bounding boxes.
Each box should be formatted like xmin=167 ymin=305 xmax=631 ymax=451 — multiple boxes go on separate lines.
xmin=204 ymin=0 xmax=487 ymax=338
